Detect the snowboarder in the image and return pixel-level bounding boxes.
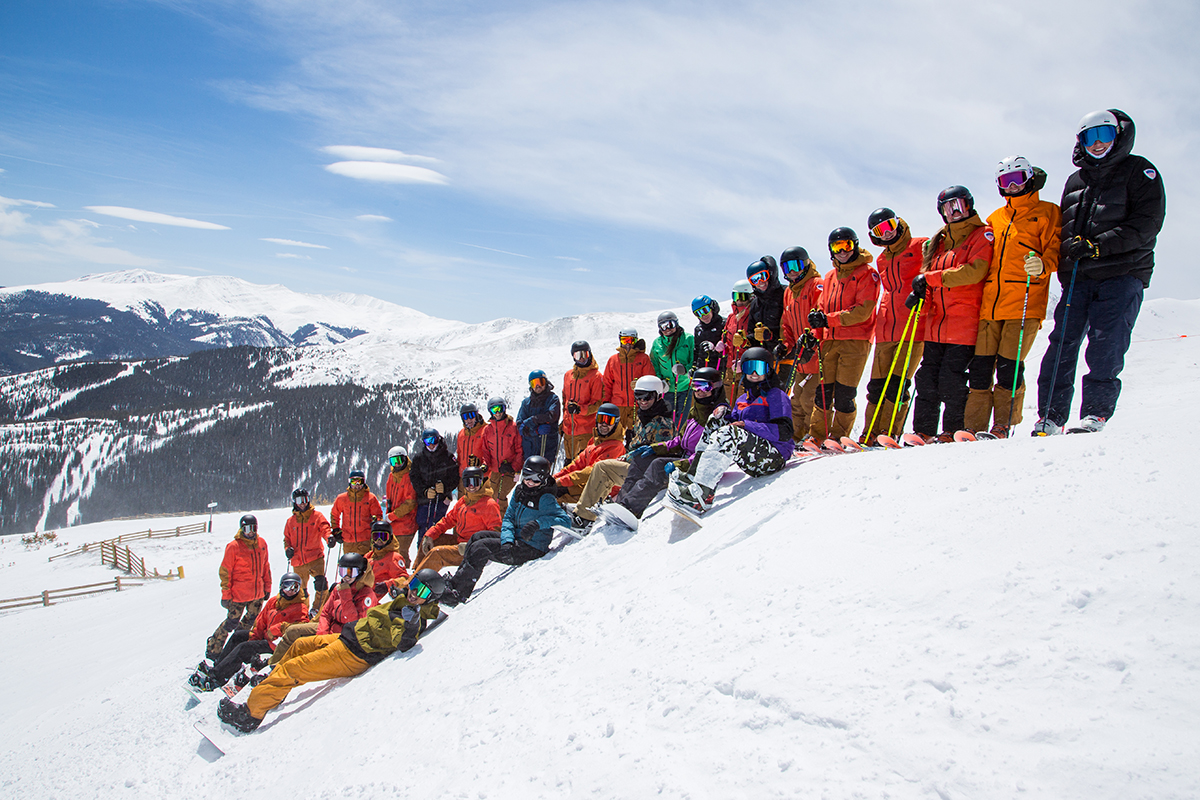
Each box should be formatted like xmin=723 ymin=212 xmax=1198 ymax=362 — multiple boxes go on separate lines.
xmin=218 ymin=570 xmax=446 ymax=733
xmin=807 ymin=227 xmax=880 ymax=441
xmin=328 ymin=470 xmax=383 ymax=555
xmin=456 ymin=404 xmax=488 ymax=474
xmin=908 ymin=186 xmax=994 ymax=441
xmin=410 ymin=428 xmax=459 ymax=539
xmin=777 ymin=246 xmax=823 ymax=442
xmin=267 ymin=551 xmax=377 ymax=666
xmin=205 ymin=514 xmax=271 ymax=661
xmin=1033 ymin=109 xmax=1166 ymax=435
xmin=601 ymin=329 xmax=655 ymax=433
xmin=560 ymin=341 xmax=605 ymax=464
xmin=384 ymin=446 xmax=419 ymax=567
xmin=649 ymin=311 xmax=695 ymax=431
xmin=861 ymin=209 xmax=927 ymax=443
xmin=550 ymin=403 xmax=625 ymax=504
xmin=967 ymin=157 xmax=1062 ymax=437
xmin=282 ymin=488 xmax=332 ymax=615
xmin=413 ymin=465 xmax=502 ymax=574
xmin=481 ymin=397 xmax=522 ymax=513
xmin=691 ymin=295 xmax=725 ymax=372
xmin=516 ymin=370 xmax=561 ymax=465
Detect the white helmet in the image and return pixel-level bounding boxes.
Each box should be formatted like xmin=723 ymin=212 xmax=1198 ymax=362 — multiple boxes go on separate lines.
xmin=387 ymin=445 xmax=406 ymax=460
xmin=732 ymin=279 xmax=752 ymax=295
xmin=1077 ymin=109 xmax=1119 ymax=137
xmin=387 ymin=446 xmax=408 ymax=469
xmin=995 ymin=155 xmax=1033 ymax=181
xmin=634 ymin=375 xmax=665 ymax=395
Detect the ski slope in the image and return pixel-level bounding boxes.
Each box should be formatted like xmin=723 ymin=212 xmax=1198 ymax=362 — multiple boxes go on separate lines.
xmin=1 ymin=301 xmax=1198 ymax=799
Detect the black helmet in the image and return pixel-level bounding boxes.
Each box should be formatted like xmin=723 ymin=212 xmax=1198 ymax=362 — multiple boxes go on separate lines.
xmin=420 ymin=429 xmax=441 ymax=449
xmin=461 ymin=465 xmax=488 ymax=490
xmin=936 ymin=185 xmax=974 ymax=221
xmin=410 ymin=568 xmax=447 ymax=600
xmin=827 ymin=227 xmax=859 ymax=257
xmin=348 ymin=469 xmax=366 ymax=485
xmin=291 ymin=488 xmax=309 ymax=509
xmin=371 ymin=520 xmax=393 ymax=548
xmin=597 ymin=401 xmax=621 ymax=418
xmin=520 ymin=455 xmax=552 ymax=486
xmin=460 ymin=403 xmax=479 ymax=419
xmin=338 ymin=552 xmax=368 ymax=570
xmin=779 ymin=247 xmax=809 ymax=275
xmin=692 ymin=366 xmax=722 ymax=387
xmin=746 ymin=255 xmax=777 ymax=281
xmin=279 ymin=571 xmax=302 ymax=599
xmin=570 ymin=340 xmax=591 ymax=355
xmin=740 ymin=346 xmax=776 ymax=375
xmin=867 ymin=207 xmax=896 ymax=230
xmin=239 ymin=514 xmax=258 ymax=538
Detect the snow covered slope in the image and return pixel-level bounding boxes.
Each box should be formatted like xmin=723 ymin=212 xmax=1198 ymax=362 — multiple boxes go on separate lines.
xmin=0 ymin=301 xmax=1197 ymax=799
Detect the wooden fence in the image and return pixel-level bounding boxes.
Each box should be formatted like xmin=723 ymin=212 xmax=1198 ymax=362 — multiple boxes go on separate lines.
xmin=0 ymin=577 xmax=146 ymax=612
xmin=99 ymin=542 xmax=184 ymax=580
xmin=47 ymin=521 xmax=207 ymax=562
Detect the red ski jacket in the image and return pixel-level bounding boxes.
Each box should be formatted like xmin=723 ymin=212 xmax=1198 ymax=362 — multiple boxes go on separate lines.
xmin=250 ymin=593 xmax=310 ymax=647
xmin=316 ymin=567 xmax=377 ymax=635
xmin=921 ymin=217 xmax=994 ymax=345
xmin=385 ymin=467 xmax=418 ymax=537
xmin=874 ymin=225 xmax=928 ymax=344
xmin=425 ymin=492 xmax=503 ymax=545
xmin=561 ymin=361 xmax=605 ymax=441
xmin=816 ymin=251 xmax=879 ymax=342
xmin=481 ymin=415 xmax=523 ymax=476
xmin=329 ymin=488 xmax=383 ymax=544
xmin=219 ymin=532 xmax=271 ymax=604
xmin=283 ymin=507 xmax=331 ymax=566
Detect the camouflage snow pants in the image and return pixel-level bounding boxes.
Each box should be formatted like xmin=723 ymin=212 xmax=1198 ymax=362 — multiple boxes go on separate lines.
xmin=206 ymin=598 xmax=263 ymax=660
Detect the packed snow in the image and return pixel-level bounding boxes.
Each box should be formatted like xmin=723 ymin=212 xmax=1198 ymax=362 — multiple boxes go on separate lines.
xmin=1 ymin=299 xmax=1197 ymax=798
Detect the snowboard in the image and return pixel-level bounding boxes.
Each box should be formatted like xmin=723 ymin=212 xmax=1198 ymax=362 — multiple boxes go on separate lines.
xmin=664 ymin=496 xmax=705 ymax=526
xmin=553 ymin=524 xmax=588 ymax=541
xmin=594 ymin=503 xmax=639 ymax=531
xmin=194 ymin=720 xmax=239 ymax=756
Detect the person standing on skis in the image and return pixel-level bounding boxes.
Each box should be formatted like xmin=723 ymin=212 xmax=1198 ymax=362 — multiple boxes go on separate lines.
xmin=455 ymin=404 xmax=488 ymax=474
xmin=516 ymin=370 xmax=561 ymax=464
xmin=650 ymin=311 xmax=695 ymax=431
xmin=282 ymin=488 xmax=332 ymax=616
xmin=691 ymin=296 xmax=725 ymax=372
xmin=384 ymin=446 xmax=419 ymax=567
xmin=480 ymin=397 xmax=522 ymax=513
xmin=602 ymin=329 xmax=655 ymax=434
xmin=722 ymin=280 xmax=754 ymax=404
xmin=205 ymin=514 xmax=271 ymax=661
xmin=860 ymin=209 xmax=927 ymax=444
xmin=777 ymin=246 xmax=823 ymax=443
xmin=410 ymin=429 xmax=459 ymax=538
xmin=745 ymin=256 xmax=786 ymax=348
xmin=560 ymin=341 xmax=605 ymax=464
xmin=1033 ymin=109 xmax=1165 ymax=435
xmin=967 ymin=157 xmax=1061 ymax=437
xmin=328 ymin=470 xmax=383 ymax=555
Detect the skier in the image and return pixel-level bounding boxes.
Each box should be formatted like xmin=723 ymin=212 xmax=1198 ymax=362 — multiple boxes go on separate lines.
xmin=777 ymin=246 xmax=823 ymax=442
xmin=365 ymin=520 xmax=408 ymax=597
xmin=908 ymin=186 xmax=994 ymax=441
xmin=205 ymin=514 xmax=271 ymax=661
xmin=691 ymin=295 xmax=725 ymax=372
xmin=550 ymin=403 xmax=625 ymax=504
xmin=282 ymin=488 xmax=332 ymax=616
xmin=560 ymin=341 xmax=605 ymax=464
xmin=410 ymin=428 xmax=459 ymax=539
xmin=218 ymin=570 xmax=446 ymax=733
xmin=649 ymin=311 xmax=695 ymax=431
xmin=413 ymin=465 xmax=503 ymax=574
xmin=456 ymin=404 xmax=488 ymax=474
xmin=384 ymin=446 xmax=419 ymax=567
xmin=1033 ymin=109 xmax=1166 ymax=435
xmin=267 ymin=551 xmax=377 ymax=666
xmin=966 ymin=157 xmax=1062 ymax=437
xmin=328 ymin=470 xmax=383 ymax=555
xmin=860 ymin=209 xmax=928 ymax=443
xmin=191 ymin=572 xmax=308 ymax=692
xmin=516 ymin=370 xmax=561 ymax=464
xmin=601 ymin=329 xmax=655 ymax=433
xmin=745 ymin=256 xmax=786 ymax=347
xmin=606 ymin=366 xmax=730 ymax=525
xmin=481 ymin=397 xmax=522 ymax=513
xmin=722 ymin=280 xmax=754 ymax=404
xmin=667 ymin=347 xmax=794 ymax=515
xmin=806 ymin=227 xmax=880 ymax=441
xmin=569 ymin=375 xmax=675 ymax=524
xmin=439 ymin=456 xmax=571 ymax=606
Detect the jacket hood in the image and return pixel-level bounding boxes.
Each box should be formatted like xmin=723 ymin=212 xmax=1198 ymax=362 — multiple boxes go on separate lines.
xmin=292 ymin=506 xmax=315 ymax=523
xmin=571 ymin=360 xmax=600 ymax=379
xmin=277 ymin=592 xmax=308 ymax=611
xmin=1073 ymin=108 xmax=1136 ymax=171
xmin=593 ymin=420 xmax=625 ymax=442
xmin=615 ymin=339 xmax=647 ymax=358
xmin=234 ymin=531 xmax=262 ymax=547
xmin=834 ymin=248 xmax=874 ymax=276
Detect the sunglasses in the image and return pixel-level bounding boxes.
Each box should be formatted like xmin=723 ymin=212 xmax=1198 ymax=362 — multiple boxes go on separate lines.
xmin=692 ymin=380 xmax=716 ymax=392
xmin=870 ymin=217 xmax=899 ymax=238
xmin=996 ymin=170 xmax=1031 ymax=191
xmin=408 ymin=580 xmax=433 ymax=600
xmin=488 ymin=404 xmax=505 ymax=417
xmin=749 ymin=269 xmax=770 ymax=285
xmin=782 ymin=259 xmax=802 ymax=274
xmin=1079 ymin=125 xmax=1117 ymax=147
xmin=829 ymin=239 xmax=856 ymax=255
xmin=633 ymin=390 xmax=657 ymax=402
xmin=742 ymin=359 xmax=769 ymax=376
xmin=596 ymin=413 xmax=619 ymax=426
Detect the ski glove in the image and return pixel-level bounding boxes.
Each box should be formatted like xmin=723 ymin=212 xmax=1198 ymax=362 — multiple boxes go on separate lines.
xmin=552 ymin=483 xmax=571 ymax=498
xmin=499 ymin=541 xmax=515 ymax=560
xmin=710 ymin=404 xmax=728 ymax=420
xmin=911 ymin=273 xmax=928 ymax=299
xmin=731 ymin=331 xmax=745 ymax=348
xmin=435 ymin=481 xmax=445 ymax=494
xmin=807 ymin=309 xmax=828 ymax=329
xmin=663 ymin=461 xmax=677 ymax=475
xmin=500 ymin=461 xmax=514 ymax=475
xmin=632 ymin=445 xmax=654 ymax=458
xmin=389 ymin=583 xmax=403 ymax=599
xmin=1063 ymin=235 xmax=1100 ymax=261
xmin=1023 ymin=252 xmax=1044 ymax=277
xmin=754 ymin=322 xmax=772 ymax=343
xmin=566 ymin=401 xmax=581 ymax=414
xmin=425 ymin=487 xmax=437 ymax=499
xmin=285 ymin=547 xmax=295 ymax=561
xmin=798 ymin=331 xmax=819 ymax=363
xmin=327 ymin=529 xmax=343 ymax=548
xmin=519 ymin=521 xmax=540 ymax=541
xmin=400 ymin=605 xmax=420 ymax=624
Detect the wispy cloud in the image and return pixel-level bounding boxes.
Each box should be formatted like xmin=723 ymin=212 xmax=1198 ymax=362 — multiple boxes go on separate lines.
xmin=1 ymin=196 xmax=160 ymax=268
xmin=322 ymin=146 xmax=440 ymax=164
xmin=0 ymin=196 xmax=56 ymax=209
xmin=457 ymin=242 xmax=530 ymax=258
xmin=275 ymin=252 xmax=310 ymax=259
xmin=555 ymin=255 xmax=581 ymax=262
xmin=85 ymin=206 xmax=230 ymax=230
xmin=261 ymin=237 xmax=329 ymax=249
xmin=355 ymin=214 xmax=392 ymax=222
xmin=324 ymin=161 xmax=448 ymax=185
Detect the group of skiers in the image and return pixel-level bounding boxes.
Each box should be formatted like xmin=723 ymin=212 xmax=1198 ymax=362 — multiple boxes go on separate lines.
xmin=197 ymin=108 xmax=1165 ymax=735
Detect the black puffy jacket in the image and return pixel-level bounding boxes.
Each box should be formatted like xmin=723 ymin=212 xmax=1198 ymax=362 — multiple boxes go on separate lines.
xmin=410 ymin=440 xmax=460 ymax=501
xmin=693 ymin=313 xmax=725 ymax=370
xmin=747 ymin=256 xmax=786 ymax=343
xmin=1060 ymin=109 xmax=1166 ymax=288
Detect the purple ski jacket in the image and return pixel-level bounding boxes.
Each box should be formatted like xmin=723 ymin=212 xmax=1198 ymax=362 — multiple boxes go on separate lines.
xmin=731 ymin=386 xmax=795 ymax=459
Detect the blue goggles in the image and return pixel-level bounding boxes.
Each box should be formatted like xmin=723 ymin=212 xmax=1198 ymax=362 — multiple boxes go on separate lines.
xmin=1079 ymin=125 xmax=1117 ymax=147
xmin=782 ymin=259 xmax=802 ymax=274
xmin=408 ymin=579 xmax=433 ymax=600
xmin=741 ymin=359 xmax=769 ymax=377
xmin=422 ymin=435 xmax=439 ymax=447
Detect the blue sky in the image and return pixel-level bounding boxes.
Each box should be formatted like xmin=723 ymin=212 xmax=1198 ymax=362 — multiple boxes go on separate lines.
xmin=1 ymin=0 xmax=1195 ymax=323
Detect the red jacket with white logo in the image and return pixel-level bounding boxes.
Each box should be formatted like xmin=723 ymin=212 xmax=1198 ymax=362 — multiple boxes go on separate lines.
xmin=921 ymin=217 xmax=994 ymax=345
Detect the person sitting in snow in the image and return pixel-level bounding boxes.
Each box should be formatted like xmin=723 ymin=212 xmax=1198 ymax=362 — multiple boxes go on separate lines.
xmin=266 ymin=551 xmax=377 ymax=666
xmin=205 ymin=514 xmax=271 ymax=662
xmin=550 ymin=403 xmax=625 ymax=504
xmin=667 ymin=347 xmax=794 ymax=515
xmin=191 ymin=571 xmax=308 ymax=692
xmin=411 ymin=465 xmax=502 ymax=575
xmin=217 ymin=570 xmax=446 ymax=734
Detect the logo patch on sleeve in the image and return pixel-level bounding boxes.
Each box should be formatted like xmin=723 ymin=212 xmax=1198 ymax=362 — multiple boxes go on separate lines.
xmin=1144 ymin=168 xmax=1157 ymax=180
xmin=984 ymin=230 xmax=995 ymax=242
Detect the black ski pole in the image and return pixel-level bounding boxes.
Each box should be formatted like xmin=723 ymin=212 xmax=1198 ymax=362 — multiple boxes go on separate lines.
xmin=1040 ymin=259 xmax=1080 ymax=428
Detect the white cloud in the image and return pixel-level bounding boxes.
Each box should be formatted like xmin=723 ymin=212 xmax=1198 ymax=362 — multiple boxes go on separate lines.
xmin=355 ymin=214 xmax=392 ymax=222
xmin=324 ymin=161 xmax=448 ymax=185
xmin=0 ymin=195 xmax=56 ymax=209
xmin=572 ymin=267 xmax=590 ymax=272
xmin=555 ymin=255 xmax=581 ymax=261
xmin=275 ymin=252 xmax=311 ymax=259
xmin=261 ymin=237 xmax=330 ymax=249
xmin=458 ymin=242 xmax=530 ymax=258
xmin=322 ymin=146 xmax=439 ymax=164
xmin=85 ymin=206 xmax=230 ymax=230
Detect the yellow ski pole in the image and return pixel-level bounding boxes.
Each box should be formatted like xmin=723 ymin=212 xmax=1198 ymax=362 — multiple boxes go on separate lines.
xmin=865 ymin=304 xmax=918 ymax=440
xmin=888 ymin=299 xmax=924 ymax=436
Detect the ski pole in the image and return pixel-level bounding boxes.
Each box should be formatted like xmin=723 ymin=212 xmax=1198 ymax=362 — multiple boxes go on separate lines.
xmin=1007 ymin=272 xmax=1033 ymax=432
xmin=865 ymin=304 xmax=918 ymax=439
xmin=1041 ymin=259 xmax=1080 ymax=424
xmin=888 ymin=298 xmax=924 ymax=436
xmin=815 ymin=337 xmax=829 ymax=440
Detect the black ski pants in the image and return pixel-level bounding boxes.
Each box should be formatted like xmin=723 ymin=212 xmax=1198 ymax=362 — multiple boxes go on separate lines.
xmin=211 ymin=630 xmax=273 ymax=685
xmin=613 ymin=450 xmax=675 ymax=519
xmin=913 ymin=342 xmax=974 ymax=435
xmin=449 ymin=531 xmax=545 ymax=601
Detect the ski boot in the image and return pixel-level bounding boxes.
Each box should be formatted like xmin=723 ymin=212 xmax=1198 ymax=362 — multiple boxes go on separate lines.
xmin=248 ymin=655 xmax=268 ymax=671
xmin=1030 ymin=418 xmax=1062 ymax=436
xmin=195 ymin=659 xmax=213 ymax=676
xmin=188 ymin=671 xmax=217 ymax=692
xmin=233 ymin=669 xmax=251 ymax=689
xmin=217 ymin=698 xmax=262 ymax=733
xmin=1071 ymin=415 xmax=1107 ymax=433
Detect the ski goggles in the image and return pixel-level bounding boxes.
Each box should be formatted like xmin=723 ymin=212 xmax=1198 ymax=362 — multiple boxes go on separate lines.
xmin=422 ymin=434 xmax=439 ymax=447
xmin=292 ymin=493 xmax=309 ymax=505
xmin=349 ymin=477 xmax=365 ymax=486
xmin=692 ymin=380 xmax=718 ymax=392
xmin=829 ymin=239 xmax=856 ymax=255
xmin=596 ymin=411 xmax=619 ymax=426
xmin=240 ymin=522 xmax=258 ymax=533
xmin=658 ymin=320 xmax=678 ymax=333
xmin=529 ymin=377 xmax=547 ymax=389
xmin=520 ymin=468 xmax=546 ymax=484
xmin=461 ymin=410 xmax=479 ymax=421
xmin=996 ymin=169 xmax=1031 ymax=191
xmin=371 ymin=529 xmax=391 ymax=544
xmin=488 ymin=403 xmax=505 ymax=417
xmin=1079 ymin=124 xmax=1117 ymax=147
xmin=870 ymin=217 xmax=900 ymax=239
xmin=389 ymin=454 xmax=408 ymax=469
xmin=748 ymin=269 xmax=771 ymax=286
xmin=462 ymin=473 xmax=486 ymax=490
xmin=940 ymin=197 xmax=970 ymax=218
xmin=731 ymin=291 xmax=752 ymax=303
xmin=572 ymin=350 xmax=591 ymax=362
xmin=782 ymin=258 xmax=803 ymax=275
xmin=338 ymin=566 xmax=361 ymax=582
xmin=741 ymin=359 xmax=769 ymax=377
xmin=692 ymin=304 xmax=714 ymax=319
xmin=280 ymin=580 xmax=301 ymax=598
xmin=408 ymin=578 xmax=434 ymax=600
xmin=619 ymin=335 xmax=637 ymax=346
xmin=633 ymin=390 xmax=658 ymax=402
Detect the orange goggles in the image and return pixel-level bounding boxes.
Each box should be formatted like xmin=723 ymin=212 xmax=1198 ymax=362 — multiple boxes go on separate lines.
xmin=596 ymin=412 xmax=619 ymax=426
xmin=619 ymin=335 xmax=637 ymax=346
xmin=870 ymin=218 xmax=899 ymax=239
xmin=829 ymin=239 xmax=856 ymax=255
xmin=529 ymin=377 xmax=547 ymax=389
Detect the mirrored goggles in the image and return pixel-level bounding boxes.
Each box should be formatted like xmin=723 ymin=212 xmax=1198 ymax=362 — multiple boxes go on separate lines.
xmin=422 ymin=435 xmax=439 ymax=447
xmin=408 ymin=579 xmax=433 ymax=600
xmin=461 ymin=411 xmax=478 ymax=422
xmin=573 ymin=350 xmax=591 ymax=362
xmin=349 ymin=477 xmax=365 ymax=486
xmin=596 ymin=412 xmax=619 ymax=426
xmin=693 ymin=306 xmax=712 ymax=319
xmin=462 ymin=474 xmax=485 ymax=490
xmin=996 ymin=169 xmax=1031 ymax=191
xmin=292 ymin=493 xmax=309 ymax=505
xmin=732 ymin=291 xmax=752 ymax=303
xmin=240 ymin=523 xmax=258 ymax=533
xmin=1079 ymin=125 xmax=1117 ymax=147
xmin=782 ymin=259 xmax=802 ymax=275
xmin=870 ymin=217 xmax=900 ymax=238
xmin=529 ymin=377 xmax=547 ymax=390
xmin=338 ymin=566 xmax=360 ymax=582
xmin=658 ymin=320 xmax=678 ymax=333
xmin=742 ymin=359 xmax=769 ymax=376
xmin=280 ymin=580 xmax=301 ymax=597
xmin=619 ymin=335 xmax=637 ymax=346
xmin=371 ymin=530 xmax=391 ymax=544
xmin=749 ymin=269 xmax=770 ymax=286
xmin=633 ymin=390 xmax=657 ymax=402
xmin=389 ymin=454 xmax=408 ymax=468
xmin=829 ymin=239 xmax=856 ymax=255
xmin=692 ymin=380 xmax=717 ymax=392
xmin=488 ymin=404 xmax=505 ymax=417
xmin=940 ymin=197 xmax=969 ymax=217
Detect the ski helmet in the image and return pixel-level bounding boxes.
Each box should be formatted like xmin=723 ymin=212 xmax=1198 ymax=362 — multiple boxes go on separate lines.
xmin=731 ymin=279 xmax=753 ymax=304
xmin=238 ymin=514 xmax=258 ymax=538
xmin=1076 ymin=109 xmax=1120 ymax=154
xmin=779 ymin=247 xmax=809 ymax=277
xmin=570 ymin=340 xmax=591 ymax=355
xmin=528 ymin=369 xmax=548 ymax=390
xmin=291 ymin=488 xmax=310 ymax=509
xmin=618 ymin=327 xmax=638 ymax=340
xmin=460 ymin=403 xmax=479 ymax=419
xmin=595 ymin=402 xmax=620 ymax=429
xmin=420 ymin=428 xmax=441 ymax=449
xmin=337 ymin=552 xmax=367 ymax=583
xmin=828 ymin=227 xmax=859 ymax=258
xmin=741 ymin=346 xmax=775 ymax=377
xmin=387 ymin=446 xmax=408 ymax=470
xmin=867 ymin=208 xmax=901 ymax=245
xmin=520 ymin=455 xmax=553 ymax=487
xmin=657 ymin=311 xmax=680 ymax=334
xmin=279 ymin=571 xmax=302 ymax=599
xmin=370 ymin=520 xmax=393 ymax=548
xmin=348 ymin=469 xmax=366 ymax=487
xmin=634 ymin=374 xmax=664 ymax=400
xmin=692 ymin=366 xmax=723 ymax=389
xmin=995 ymin=155 xmax=1034 ymax=194
xmin=691 ymin=295 xmax=719 ymax=318
xmin=486 ymin=396 xmax=507 ymax=418
xmin=936 ymin=185 xmax=974 ymax=221
xmin=746 ymin=256 xmax=777 ymax=287
xmin=409 ymin=568 xmax=447 ymax=601
xmin=461 ymin=465 xmax=488 ymax=491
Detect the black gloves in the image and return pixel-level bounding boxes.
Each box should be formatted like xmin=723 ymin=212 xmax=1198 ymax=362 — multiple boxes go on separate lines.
xmin=519 ymin=521 xmax=540 ymax=540
xmin=285 ymin=547 xmax=295 ymax=561
xmin=566 ymin=401 xmax=581 ymax=414
xmin=374 ymin=583 xmax=387 ymax=597
xmin=327 ymin=529 xmax=343 ymax=548
xmin=911 ymin=274 xmax=927 ymax=299
xmin=1063 ymin=235 xmax=1100 ymax=261
xmin=499 ymin=541 xmax=515 ymax=560
xmin=500 ymin=461 xmax=514 ymax=475
xmin=798 ymin=331 xmax=818 ymax=363
xmin=807 ymin=309 xmax=828 ymax=329
xmin=389 ymin=583 xmax=403 ymax=599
